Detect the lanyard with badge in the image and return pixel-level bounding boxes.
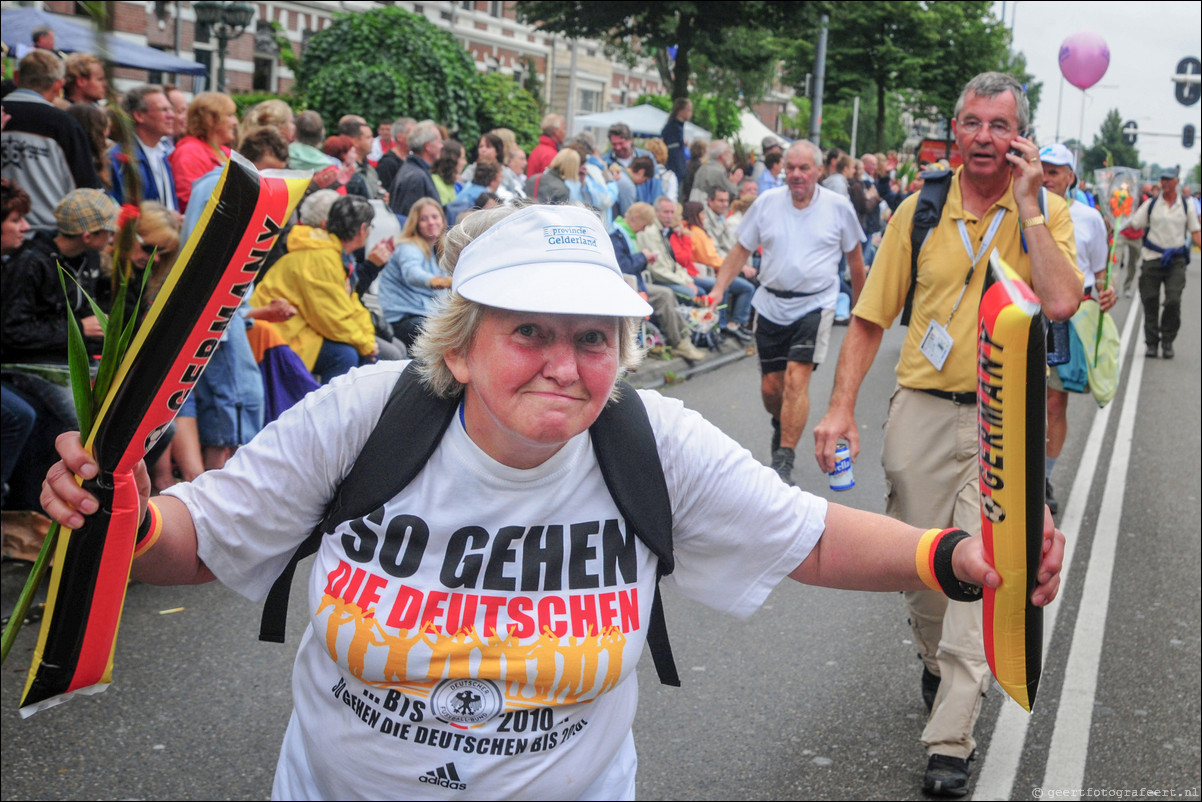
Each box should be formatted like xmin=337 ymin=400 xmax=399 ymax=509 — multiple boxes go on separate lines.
xmin=919 ymin=209 xmax=1006 ymax=371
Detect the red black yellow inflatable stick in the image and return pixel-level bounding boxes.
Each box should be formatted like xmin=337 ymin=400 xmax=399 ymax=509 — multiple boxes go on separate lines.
xmin=20 ymin=155 xmax=309 ymax=716
xmin=977 ymin=252 xmax=1046 ymax=713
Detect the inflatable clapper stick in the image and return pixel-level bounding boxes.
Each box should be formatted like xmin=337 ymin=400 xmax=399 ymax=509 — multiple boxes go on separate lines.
xmin=977 ymin=251 xmax=1046 ymax=712
xmin=19 ymin=154 xmax=309 ymax=716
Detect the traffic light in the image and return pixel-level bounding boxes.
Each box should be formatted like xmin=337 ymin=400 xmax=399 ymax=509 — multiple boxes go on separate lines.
xmin=1184 ymin=124 xmax=1197 ymax=149
xmin=1122 ymin=120 xmax=1138 ymax=146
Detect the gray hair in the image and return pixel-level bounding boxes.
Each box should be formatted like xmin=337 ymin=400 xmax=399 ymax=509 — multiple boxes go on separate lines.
xmin=572 ymin=131 xmax=596 ymax=152
xmin=295 ymin=110 xmax=325 ymax=146
xmin=17 ymin=50 xmax=65 ymax=92
xmin=411 ymin=203 xmax=644 ymax=399
xmin=122 ymin=84 xmax=166 ymax=117
xmin=954 ymin=72 xmax=1030 ymax=132
xmin=299 ymin=189 xmax=340 ymax=227
xmin=408 ymin=121 xmax=441 ymax=155
xmin=786 ymin=139 xmax=823 ymax=165
xmin=708 ymin=140 xmax=731 ymax=160
xmin=391 ymin=117 xmax=416 ymax=141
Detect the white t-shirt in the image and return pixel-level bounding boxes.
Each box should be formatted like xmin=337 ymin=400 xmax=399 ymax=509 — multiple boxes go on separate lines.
xmin=166 ymin=362 xmax=826 ymax=801
xmin=736 ymin=185 xmax=864 ymax=325
xmin=1069 ymin=199 xmax=1108 ymax=292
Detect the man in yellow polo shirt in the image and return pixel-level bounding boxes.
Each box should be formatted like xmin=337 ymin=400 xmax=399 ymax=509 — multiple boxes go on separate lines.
xmin=813 ymin=72 xmax=1082 ymax=798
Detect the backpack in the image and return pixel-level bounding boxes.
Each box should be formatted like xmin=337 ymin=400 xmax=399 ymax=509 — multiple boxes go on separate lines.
xmin=902 ymin=169 xmax=1048 ymax=326
xmin=1141 ymin=195 xmax=1193 ymax=266
xmin=258 ymin=361 xmax=682 ymax=687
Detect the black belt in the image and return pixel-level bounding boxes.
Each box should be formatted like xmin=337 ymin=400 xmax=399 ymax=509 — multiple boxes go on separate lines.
xmin=763 ymin=284 xmax=828 ymax=299
xmin=914 ymin=387 xmax=976 ymax=406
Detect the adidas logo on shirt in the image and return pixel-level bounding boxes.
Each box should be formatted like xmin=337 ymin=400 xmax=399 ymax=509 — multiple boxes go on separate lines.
xmin=419 ymin=762 xmax=467 ymax=790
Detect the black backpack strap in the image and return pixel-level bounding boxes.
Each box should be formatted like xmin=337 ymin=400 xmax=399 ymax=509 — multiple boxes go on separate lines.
xmin=902 ymin=169 xmax=953 ymax=326
xmin=591 ymin=381 xmax=680 ymax=686
xmin=259 ymin=362 xmax=458 ymax=642
xmin=1141 ymin=195 xmax=1157 ymax=249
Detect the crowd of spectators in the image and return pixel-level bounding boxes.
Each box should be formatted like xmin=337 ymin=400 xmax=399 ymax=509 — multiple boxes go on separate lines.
xmin=2 ymin=33 xmax=957 ymax=514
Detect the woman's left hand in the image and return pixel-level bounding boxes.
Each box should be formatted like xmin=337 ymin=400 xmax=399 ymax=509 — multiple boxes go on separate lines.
xmin=952 ymin=507 xmax=1065 ymax=606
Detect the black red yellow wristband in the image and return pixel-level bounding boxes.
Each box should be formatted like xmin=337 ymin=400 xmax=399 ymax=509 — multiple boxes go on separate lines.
xmin=916 ymin=527 xmax=982 ymax=602
xmin=132 ymin=500 xmax=162 ymax=560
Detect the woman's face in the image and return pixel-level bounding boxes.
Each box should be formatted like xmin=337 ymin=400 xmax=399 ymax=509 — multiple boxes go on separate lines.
xmin=456 ymin=150 xmax=467 ymax=174
xmin=445 ymin=309 xmax=620 ymax=469
xmin=1 ymin=210 xmax=31 ymax=254
xmin=508 ymin=149 xmax=527 ymax=175
xmin=131 ymin=234 xmax=172 ymax=271
xmin=214 ymin=106 xmax=239 ymax=146
xmin=417 ymin=205 xmax=444 ymax=243
xmin=478 ymin=138 xmax=497 ymax=162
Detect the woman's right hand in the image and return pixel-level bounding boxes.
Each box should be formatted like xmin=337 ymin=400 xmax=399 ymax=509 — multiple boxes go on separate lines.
xmin=41 ymin=433 xmax=149 ymax=530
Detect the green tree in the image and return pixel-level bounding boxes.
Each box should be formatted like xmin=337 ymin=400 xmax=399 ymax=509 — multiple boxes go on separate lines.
xmin=295 ymin=7 xmax=479 ymax=140
xmin=1081 ymin=109 xmax=1141 ymax=173
xmin=475 ymin=73 xmax=543 ymax=153
xmin=785 ymin=1 xmax=930 ymax=148
xmin=785 ymin=1 xmax=1037 ymax=150
xmin=515 ymin=1 xmax=814 ymax=105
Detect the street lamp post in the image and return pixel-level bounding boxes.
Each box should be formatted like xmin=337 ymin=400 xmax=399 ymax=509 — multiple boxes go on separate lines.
xmin=193 ymin=1 xmax=255 ymax=94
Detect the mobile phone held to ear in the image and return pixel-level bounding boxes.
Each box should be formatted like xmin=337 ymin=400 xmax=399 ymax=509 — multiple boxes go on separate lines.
xmin=1008 ymin=131 xmax=1029 ymax=160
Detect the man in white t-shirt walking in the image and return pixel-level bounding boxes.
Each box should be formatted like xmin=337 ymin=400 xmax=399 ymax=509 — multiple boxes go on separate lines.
xmin=711 ymin=140 xmax=866 ymax=484
xmin=1038 ymin=143 xmax=1116 ymax=515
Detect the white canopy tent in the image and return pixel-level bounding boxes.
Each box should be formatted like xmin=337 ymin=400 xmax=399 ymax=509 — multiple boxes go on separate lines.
xmin=573 ymin=105 xmax=791 ymax=157
xmin=571 ymin=105 xmax=711 ymax=142
xmin=733 ymin=110 xmax=792 ymax=154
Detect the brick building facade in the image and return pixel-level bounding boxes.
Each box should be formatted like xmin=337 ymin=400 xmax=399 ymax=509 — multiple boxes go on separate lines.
xmin=28 ymin=0 xmax=668 ymax=123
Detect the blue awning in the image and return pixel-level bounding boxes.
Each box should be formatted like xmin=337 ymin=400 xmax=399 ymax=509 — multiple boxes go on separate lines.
xmin=2 ymin=7 xmax=207 ymax=76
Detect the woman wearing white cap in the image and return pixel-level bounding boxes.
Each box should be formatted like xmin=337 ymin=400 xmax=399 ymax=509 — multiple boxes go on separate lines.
xmin=41 ymin=204 xmax=1065 ymax=800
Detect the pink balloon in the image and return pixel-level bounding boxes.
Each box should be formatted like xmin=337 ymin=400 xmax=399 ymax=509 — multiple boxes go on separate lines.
xmin=1059 ymin=31 xmax=1110 ymax=90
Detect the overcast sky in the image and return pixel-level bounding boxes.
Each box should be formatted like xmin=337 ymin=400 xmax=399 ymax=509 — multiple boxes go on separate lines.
xmin=996 ymin=0 xmax=1201 ymax=172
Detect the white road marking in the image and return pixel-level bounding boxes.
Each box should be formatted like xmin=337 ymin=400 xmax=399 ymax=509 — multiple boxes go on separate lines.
xmin=973 ymin=303 xmax=1142 ymax=801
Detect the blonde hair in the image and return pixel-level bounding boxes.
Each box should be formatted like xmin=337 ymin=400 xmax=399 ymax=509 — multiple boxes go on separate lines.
xmin=399 ymin=197 xmax=446 ymax=259
xmin=64 ymin=52 xmax=102 ymax=94
xmin=411 ymin=204 xmax=643 ymax=399
xmin=645 ymin=138 xmax=668 ymax=165
xmin=489 ymin=128 xmax=518 ymax=161
xmin=240 ymin=98 xmax=292 ymax=141
xmin=137 ymin=201 xmax=181 ymax=301
xmin=186 ymin=92 xmax=237 ymax=143
xmin=547 ymin=148 xmax=581 ymax=180
xmin=623 ymin=201 xmax=655 ymax=228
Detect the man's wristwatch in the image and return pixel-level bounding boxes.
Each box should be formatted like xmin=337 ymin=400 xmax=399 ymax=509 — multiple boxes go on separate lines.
xmin=1020 ymin=214 xmax=1046 ymax=230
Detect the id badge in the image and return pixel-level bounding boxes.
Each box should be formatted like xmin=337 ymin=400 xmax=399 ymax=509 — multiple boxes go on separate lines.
xmin=920 ymin=319 xmax=954 ymax=371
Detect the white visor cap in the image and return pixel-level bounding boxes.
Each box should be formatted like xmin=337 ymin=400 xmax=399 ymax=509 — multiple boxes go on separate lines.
xmin=452 ymin=204 xmax=653 ymax=318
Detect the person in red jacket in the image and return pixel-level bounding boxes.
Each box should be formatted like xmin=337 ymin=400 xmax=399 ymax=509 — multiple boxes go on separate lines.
xmin=526 ymin=113 xmax=565 ymax=177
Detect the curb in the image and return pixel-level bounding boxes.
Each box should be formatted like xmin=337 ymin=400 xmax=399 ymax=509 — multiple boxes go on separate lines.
xmin=627 ymin=338 xmax=754 ymax=390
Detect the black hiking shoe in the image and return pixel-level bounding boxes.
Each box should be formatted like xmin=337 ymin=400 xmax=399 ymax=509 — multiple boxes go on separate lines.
xmin=923 ymin=753 xmax=971 ymax=797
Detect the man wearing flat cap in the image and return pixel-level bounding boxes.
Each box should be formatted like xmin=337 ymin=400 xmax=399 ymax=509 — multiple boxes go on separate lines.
xmin=1 ymin=188 xmax=118 ymax=508
xmin=1 ymin=188 xmax=118 ymax=365
xmin=1124 ymin=166 xmax=1201 ymax=359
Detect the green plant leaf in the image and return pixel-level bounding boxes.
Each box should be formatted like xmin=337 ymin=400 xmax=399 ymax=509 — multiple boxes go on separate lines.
xmin=59 ymin=266 xmax=95 ymax=438
xmin=92 ymin=266 xmax=129 ymax=404
xmin=114 ymin=259 xmax=151 ymax=367
xmin=59 ymin=264 xmax=109 ymax=334
xmin=0 ymin=521 xmax=60 ymax=665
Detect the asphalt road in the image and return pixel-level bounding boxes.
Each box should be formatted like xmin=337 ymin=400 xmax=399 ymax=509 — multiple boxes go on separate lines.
xmin=2 ymin=265 xmax=1199 ymax=801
